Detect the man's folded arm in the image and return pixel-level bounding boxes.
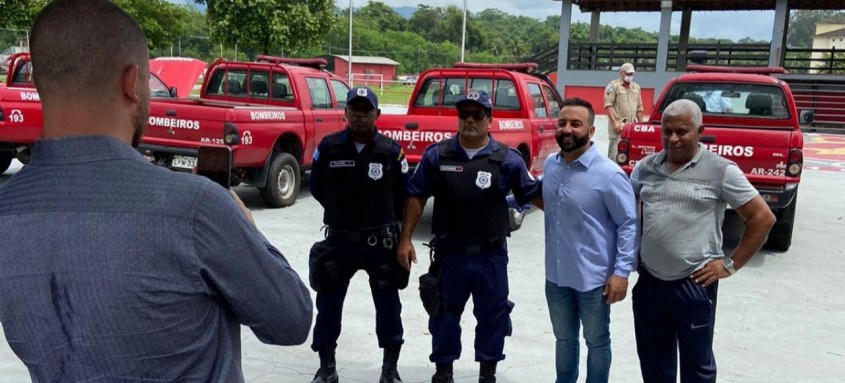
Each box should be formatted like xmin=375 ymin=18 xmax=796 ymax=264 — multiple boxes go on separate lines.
xmin=192 ymin=183 xmax=314 ymax=345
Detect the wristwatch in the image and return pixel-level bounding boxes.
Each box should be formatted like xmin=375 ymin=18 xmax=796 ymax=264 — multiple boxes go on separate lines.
xmin=722 ymin=257 xmax=737 ymax=275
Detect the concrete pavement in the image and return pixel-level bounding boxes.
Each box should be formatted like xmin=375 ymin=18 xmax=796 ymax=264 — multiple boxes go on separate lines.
xmin=1 ymin=117 xmax=843 ymax=382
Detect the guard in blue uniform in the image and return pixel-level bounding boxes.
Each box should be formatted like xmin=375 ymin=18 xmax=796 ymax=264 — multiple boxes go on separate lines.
xmin=309 ymin=87 xmax=410 ymax=383
xmin=397 ymin=90 xmax=542 ymax=383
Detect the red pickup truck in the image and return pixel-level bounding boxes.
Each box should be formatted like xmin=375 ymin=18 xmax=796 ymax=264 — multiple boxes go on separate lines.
xmin=0 ymin=54 xmax=350 ymax=208
xmin=377 ymin=62 xmax=561 ymax=175
xmin=615 ymin=65 xmax=814 ymax=251
xmin=0 ymin=53 xmax=194 ymax=175
xmin=140 ymin=55 xmax=350 ymax=207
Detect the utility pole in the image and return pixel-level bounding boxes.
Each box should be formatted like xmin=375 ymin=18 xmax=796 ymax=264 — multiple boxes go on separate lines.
xmin=348 ymin=0 xmax=354 ymax=85
xmin=460 ymin=0 xmax=467 ymax=63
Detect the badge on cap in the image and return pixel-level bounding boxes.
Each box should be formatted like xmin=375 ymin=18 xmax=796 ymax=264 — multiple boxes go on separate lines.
xmin=357 ymin=88 xmax=368 ymax=97
xmin=467 ymin=91 xmax=480 ymax=100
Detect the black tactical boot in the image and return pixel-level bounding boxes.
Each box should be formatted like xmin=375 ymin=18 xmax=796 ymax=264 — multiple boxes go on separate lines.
xmin=379 ymin=345 xmax=403 ymax=383
xmin=478 ymin=361 xmax=497 ymax=383
xmin=431 ymin=362 xmax=454 ymax=383
xmin=311 ymin=349 xmax=339 ymax=383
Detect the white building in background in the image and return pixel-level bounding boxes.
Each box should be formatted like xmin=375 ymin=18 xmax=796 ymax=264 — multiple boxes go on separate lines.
xmin=810 ymin=23 xmax=845 ymax=74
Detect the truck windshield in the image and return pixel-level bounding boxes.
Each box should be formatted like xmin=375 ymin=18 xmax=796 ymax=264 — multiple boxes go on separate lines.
xmin=659 ymin=83 xmax=790 ymax=119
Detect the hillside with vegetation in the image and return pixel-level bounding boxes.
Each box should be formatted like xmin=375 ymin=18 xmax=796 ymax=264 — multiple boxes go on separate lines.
xmin=1 ymin=1 xmax=842 ymax=75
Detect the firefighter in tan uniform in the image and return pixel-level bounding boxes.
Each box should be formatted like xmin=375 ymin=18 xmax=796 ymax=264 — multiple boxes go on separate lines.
xmin=604 ymin=62 xmax=644 ymax=161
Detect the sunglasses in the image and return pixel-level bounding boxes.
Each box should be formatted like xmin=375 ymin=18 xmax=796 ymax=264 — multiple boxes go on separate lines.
xmin=458 ymin=109 xmax=488 ymax=121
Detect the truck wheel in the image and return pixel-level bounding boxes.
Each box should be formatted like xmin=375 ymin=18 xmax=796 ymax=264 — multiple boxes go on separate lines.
xmin=259 ymin=152 xmax=300 ymax=208
xmin=0 ymin=153 xmax=13 ymax=175
xmin=767 ymin=191 xmax=797 ymax=252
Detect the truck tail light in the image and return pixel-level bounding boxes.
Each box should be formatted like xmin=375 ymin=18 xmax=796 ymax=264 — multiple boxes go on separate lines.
xmin=616 ymin=139 xmax=630 ymax=165
xmin=223 ymin=122 xmax=239 ymax=145
xmin=787 ymin=149 xmax=802 ymax=176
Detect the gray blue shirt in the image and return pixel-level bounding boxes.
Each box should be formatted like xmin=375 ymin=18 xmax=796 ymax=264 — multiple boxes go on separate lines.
xmin=630 ymin=144 xmax=758 ymax=280
xmin=0 ymin=136 xmax=313 ymax=382
xmin=543 ymin=144 xmax=639 ymax=292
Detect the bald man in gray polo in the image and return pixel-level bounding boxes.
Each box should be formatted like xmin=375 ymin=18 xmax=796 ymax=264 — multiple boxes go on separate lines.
xmin=628 ymin=99 xmax=775 ymax=383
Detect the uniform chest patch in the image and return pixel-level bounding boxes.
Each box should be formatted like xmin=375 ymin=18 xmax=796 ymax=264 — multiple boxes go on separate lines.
xmin=476 ymin=171 xmax=492 ymax=189
xmin=440 ymin=165 xmax=463 ymax=172
xmin=330 ymin=160 xmax=355 ymax=168
xmin=368 ymin=163 xmax=384 ymax=180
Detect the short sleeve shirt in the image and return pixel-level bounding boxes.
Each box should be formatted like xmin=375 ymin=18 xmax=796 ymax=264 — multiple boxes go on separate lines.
xmin=603 ymin=78 xmax=643 ymax=123
xmin=630 ymin=144 xmax=758 ymax=280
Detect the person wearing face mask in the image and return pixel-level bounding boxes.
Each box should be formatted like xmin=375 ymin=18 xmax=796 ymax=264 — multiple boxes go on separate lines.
xmin=308 ymin=86 xmax=410 ymax=383
xmin=540 ymin=98 xmax=638 ymax=383
xmin=604 ymin=62 xmax=644 ymax=161
xmin=397 ymin=90 xmax=543 ymax=383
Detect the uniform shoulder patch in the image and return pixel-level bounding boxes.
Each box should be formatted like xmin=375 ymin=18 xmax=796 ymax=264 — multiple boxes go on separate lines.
xmin=605 ymin=84 xmax=614 ymax=94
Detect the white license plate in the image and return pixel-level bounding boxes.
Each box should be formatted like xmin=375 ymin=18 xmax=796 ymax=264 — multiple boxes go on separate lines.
xmin=171 ymin=155 xmax=197 ymax=170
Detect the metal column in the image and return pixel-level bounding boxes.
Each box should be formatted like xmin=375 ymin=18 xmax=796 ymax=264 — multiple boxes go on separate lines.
xmin=556 ymin=0 xmax=573 ymax=93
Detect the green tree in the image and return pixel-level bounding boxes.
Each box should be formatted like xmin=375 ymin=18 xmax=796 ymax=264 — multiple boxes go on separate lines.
xmin=198 ymin=0 xmax=334 ymax=55
xmin=114 ymin=0 xmax=194 ymax=49
xmin=408 ymin=5 xmax=484 ymax=51
xmin=0 ymin=0 xmax=195 ymax=51
xmin=0 ymin=0 xmax=47 ymax=29
xmin=787 ymin=10 xmax=845 ymax=48
xmin=355 ymin=2 xmax=406 ymax=32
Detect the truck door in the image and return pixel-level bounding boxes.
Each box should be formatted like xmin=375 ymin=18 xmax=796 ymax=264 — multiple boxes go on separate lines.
xmin=538 ymin=83 xmax=562 ymax=166
xmin=304 ymin=77 xmax=343 ymax=156
xmin=526 ymin=83 xmax=556 ymax=174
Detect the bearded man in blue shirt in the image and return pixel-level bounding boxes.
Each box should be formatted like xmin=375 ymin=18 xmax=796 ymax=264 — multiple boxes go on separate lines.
xmin=541 ymin=98 xmax=639 ymax=383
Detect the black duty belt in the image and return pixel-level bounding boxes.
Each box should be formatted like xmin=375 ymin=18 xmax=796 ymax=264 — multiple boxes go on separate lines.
xmin=435 ymin=236 xmax=505 ymax=255
xmin=326 ymin=223 xmax=397 ymax=248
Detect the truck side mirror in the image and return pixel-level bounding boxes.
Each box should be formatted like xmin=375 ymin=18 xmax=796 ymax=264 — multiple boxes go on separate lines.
xmin=799 ymin=109 xmax=814 ymax=125
xmin=169 ymin=86 xmax=178 ymax=98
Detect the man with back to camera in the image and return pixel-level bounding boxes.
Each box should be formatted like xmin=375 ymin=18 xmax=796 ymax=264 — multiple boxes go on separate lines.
xmin=542 ymin=98 xmax=639 ymax=383
xmin=604 ymin=62 xmax=644 ymax=161
xmin=397 ymin=90 xmax=543 ymax=383
xmin=308 ymin=86 xmax=410 ymax=383
xmin=630 ymin=99 xmax=775 ymax=382
xmin=0 ymin=1 xmax=312 ymax=382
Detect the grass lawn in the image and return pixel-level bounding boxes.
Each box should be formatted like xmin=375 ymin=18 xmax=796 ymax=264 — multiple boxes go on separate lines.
xmin=366 ymin=83 xmax=414 ymax=106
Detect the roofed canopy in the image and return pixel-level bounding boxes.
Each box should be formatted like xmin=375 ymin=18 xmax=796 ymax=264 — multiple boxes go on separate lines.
xmin=567 ymin=0 xmax=845 ymax=12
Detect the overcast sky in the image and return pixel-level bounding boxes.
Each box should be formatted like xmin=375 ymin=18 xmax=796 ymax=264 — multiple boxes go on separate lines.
xmin=374 ymin=0 xmax=777 ymax=42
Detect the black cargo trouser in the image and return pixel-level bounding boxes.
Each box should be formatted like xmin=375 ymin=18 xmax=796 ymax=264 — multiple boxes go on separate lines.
xmin=633 ymin=267 xmax=719 ymax=383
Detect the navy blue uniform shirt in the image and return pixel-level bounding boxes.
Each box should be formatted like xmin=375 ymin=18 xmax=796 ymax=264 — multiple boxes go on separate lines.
xmin=310 ymin=129 xmax=409 ymax=225
xmin=408 ymin=135 xmax=541 ymax=205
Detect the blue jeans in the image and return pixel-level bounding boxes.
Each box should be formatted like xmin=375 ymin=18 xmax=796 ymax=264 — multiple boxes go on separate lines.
xmin=545 ymin=281 xmax=611 ymax=383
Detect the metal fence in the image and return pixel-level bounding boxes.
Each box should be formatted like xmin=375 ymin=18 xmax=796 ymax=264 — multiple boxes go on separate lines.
xmin=564 ymin=42 xmax=845 ymax=74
